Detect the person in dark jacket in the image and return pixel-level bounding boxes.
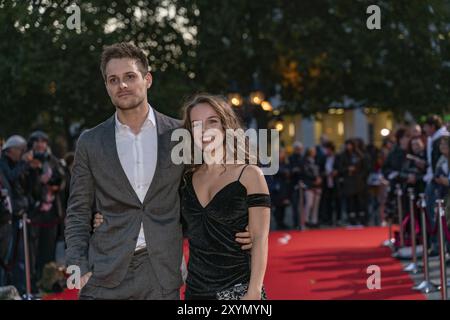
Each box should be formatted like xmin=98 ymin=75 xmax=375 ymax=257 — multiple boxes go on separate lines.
xmin=0 ymin=166 xmax=13 ymax=287
xmin=382 ymin=129 xmax=411 ymax=228
xmin=433 ymin=136 xmax=450 ymax=200
xmin=404 ymin=136 xmax=427 ymax=195
xmin=270 ymin=148 xmax=291 ymax=230
xmin=27 ymin=131 xmax=66 ymax=284
xmin=0 ymin=135 xmax=36 ymax=293
xmin=289 ymin=141 xmax=304 ymax=229
xmin=301 ymin=147 xmax=322 ymax=228
xmin=318 ymin=142 xmax=339 ymax=226
xmin=423 ymin=116 xmax=449 ymax=255
xmin=338 ymin=139 xmax=366 ymax=225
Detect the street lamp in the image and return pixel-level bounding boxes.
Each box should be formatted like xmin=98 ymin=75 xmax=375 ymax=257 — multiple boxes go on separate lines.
xmin=228 ymin=93 xmax=243 ymax=107
xmin=250 ymin=91 xmax=264 ymax=105
xmin=261 ymin=100 xmax=273 ymax=112
xmin=381 ymin=128 xmax=390 ymax=137
xmin=275 ymin=120 xmax=284 ymax=131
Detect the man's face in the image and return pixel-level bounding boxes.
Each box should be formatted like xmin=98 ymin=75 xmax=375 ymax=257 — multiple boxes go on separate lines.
xmin=294 ymin=146 xmax=303 ymax=154
xmin=33 ymin=139 xmax=47 ymax=154
xmin=423 ymin=124 xmax=435 ymax=137
xmin=411 ymin=139 xmax=424 ymax=154
xmin=6 ymin=146 xmax=25 ymax=162
xmin=104 ymin=58 xmax=152 ymax=111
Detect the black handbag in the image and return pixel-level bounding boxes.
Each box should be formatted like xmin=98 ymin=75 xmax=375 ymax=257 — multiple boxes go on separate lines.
xmin=216 ymin=283 xmax=267 ymax=300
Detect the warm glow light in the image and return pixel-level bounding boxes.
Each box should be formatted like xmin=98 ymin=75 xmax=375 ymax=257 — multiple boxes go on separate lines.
xmin=250 ymin=91 xmax=264 ymax=105
xmin=336 ymin=109 xmax=344 ymax=115
xmin=261 ymin=101 xmax=273 ymax=111
xmin=273 ymin=110 xmax=281 ymax=116
xmin=329 ymin=108 xmax=336 ymax=115
xmin=289 ymin=123 xmax=295 ymax=137
xmin=252 ymin=96 xmax=262 ymax=105
xmin=381 ymin=128 xmax=390 ymax=137
xmin=337 ymin=121 xmax=344 ymax=136
xmin=228 ymin=93 xmax=243 ymax=107
xmin=275 ymin=122 xmax=284 ymax=131
xmin=386 ymin=118 xmax=393 ymax=130
xmin=231 ymin=98 xmax=240 ymax=106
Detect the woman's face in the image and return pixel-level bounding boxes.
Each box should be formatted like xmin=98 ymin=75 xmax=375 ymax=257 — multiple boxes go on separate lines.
xmin=189 ymin=103 xmax=224 ymax=152
xmin=439 ymin=139 xmax=449 ymax=156
xmin=411 ymin=138 xmax=424 ymax=154
xmin=345 ymin=143 xmax=353 ymax=152
xmin=400 ymin=135 xmax=410 ymax=150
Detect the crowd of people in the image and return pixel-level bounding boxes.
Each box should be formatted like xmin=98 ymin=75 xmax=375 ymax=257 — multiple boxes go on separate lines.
xmin=267 ymin=115 xmax=450 ymax=242
xmin=0 ymin=114 xmax=449 ymax=296
xmin=0 ymin=131 xmax=73 ymax=296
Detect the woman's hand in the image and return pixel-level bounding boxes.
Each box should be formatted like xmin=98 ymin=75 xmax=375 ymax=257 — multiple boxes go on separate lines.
xmin=435 ymin=176 xmax=449 ymax=186
xmin=93 ymin=212 xmax=104 ymax=231
xmin=80 ymin=272 xmax=93 ymax=290
xmin=241 ymin=289 xmax=261 ymax=300
xmin=235 ymin=225 xmax=252 ymax=250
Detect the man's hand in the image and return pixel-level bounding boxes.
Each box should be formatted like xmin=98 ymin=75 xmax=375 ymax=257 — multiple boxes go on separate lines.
xmin=235 ymin=225 xmax=252 ymax=250
xmin=435 ymin=176 xmax=449 ymax=186
xmin=93 ymin=212 xmax=104 ymax=231
xmin=29 ymin=159 xmax=42 ymax=169
xmin=80 ymin=272 xmax=92 ymax=290
xmin=348 ymin=166 xmax=356 ymax=175
xmin=407 ymin=174 xmax=416 ymax=184
xmin=22 ymin=151 xmax=33 ymax=162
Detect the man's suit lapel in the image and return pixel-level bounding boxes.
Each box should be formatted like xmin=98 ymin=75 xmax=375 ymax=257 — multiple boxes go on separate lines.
xmin=142 ymin=110 xmax=169 ymax=205
xmin=102 ymin=116 xmax=142 ymax=205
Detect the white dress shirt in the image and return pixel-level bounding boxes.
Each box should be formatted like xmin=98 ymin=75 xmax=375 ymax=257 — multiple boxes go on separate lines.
xmin=325 ymin=155 xmax=335 ymax=188
xmin=115 ymin=105 xmax=157 ymax=251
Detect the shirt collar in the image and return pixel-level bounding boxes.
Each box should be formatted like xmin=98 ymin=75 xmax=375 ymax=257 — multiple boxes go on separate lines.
xmin=115 ymin=104 xmax=156 ymax=133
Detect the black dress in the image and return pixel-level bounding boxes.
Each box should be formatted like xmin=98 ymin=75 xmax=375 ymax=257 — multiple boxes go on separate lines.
xmin=181 ymin=165 xmax=271 ymax=300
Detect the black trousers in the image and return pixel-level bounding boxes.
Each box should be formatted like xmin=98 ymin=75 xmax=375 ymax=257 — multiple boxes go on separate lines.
xmin=0 ymin=222 xmax=12 ymax=286
xmin=79 ymin=250 xmax=180 ymax=300
xmin=30 ymin=223 xmax=58 ymax=282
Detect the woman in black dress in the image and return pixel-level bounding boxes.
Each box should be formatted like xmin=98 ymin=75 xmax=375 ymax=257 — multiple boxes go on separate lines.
xmin=180 ymin=94 xmax=271 ymax=300
xmin=94 ymin=94 xmax=271 ymax=300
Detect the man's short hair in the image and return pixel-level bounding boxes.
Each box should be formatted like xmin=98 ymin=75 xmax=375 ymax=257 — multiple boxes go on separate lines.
xmin=100 ymin=42 xmax=149 ymax=80
xmin=323 ymin=141 xmax=335 ymax=152
xmin=424 ymin=115 xmax=443 ymax=130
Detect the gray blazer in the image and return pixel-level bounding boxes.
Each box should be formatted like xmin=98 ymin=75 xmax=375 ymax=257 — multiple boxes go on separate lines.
xmin=65 ymin=110 xmax=184 ymax=290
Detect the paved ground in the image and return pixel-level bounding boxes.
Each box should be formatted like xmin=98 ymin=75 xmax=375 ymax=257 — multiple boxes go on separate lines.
xmin=398 ymin=250 xmax=450 ymax=300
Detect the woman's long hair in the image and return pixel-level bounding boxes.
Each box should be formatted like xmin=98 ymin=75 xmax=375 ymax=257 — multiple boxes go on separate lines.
xmin=180 ymin=93 xmax=256 ymax=182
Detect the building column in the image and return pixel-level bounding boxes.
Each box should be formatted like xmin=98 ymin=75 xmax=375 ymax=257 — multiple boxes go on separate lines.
xmin=344 ymin=108 xmax=368 ymax=143
xmin=300 ymin=117 xmax=316 ymax=148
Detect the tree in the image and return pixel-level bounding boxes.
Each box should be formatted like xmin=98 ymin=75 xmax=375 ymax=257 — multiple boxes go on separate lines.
xmin=0 ymin=0 xmax=198 ymax=148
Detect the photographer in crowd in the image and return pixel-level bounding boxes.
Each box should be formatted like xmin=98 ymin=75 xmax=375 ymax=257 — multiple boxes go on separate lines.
xmin=26 ymin=131 xmax=66 ymax=284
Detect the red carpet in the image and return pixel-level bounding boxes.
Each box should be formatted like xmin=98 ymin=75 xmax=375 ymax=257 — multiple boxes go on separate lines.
xmin=264 ymin=226 xmax=426 ymax=300
xmin=45 ymin=226 xmax=425 ymax=300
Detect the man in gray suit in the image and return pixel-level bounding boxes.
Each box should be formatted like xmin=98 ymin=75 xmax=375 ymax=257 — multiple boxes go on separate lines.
xmin=65 ymin=42 xmax=251 ymax=300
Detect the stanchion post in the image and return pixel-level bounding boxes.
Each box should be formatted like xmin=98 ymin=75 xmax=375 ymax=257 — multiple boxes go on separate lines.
xmin=436 ymin=199 xmax=448 ymax=300
xmin=396 ymin=184 xmax=405 ymax=248
xmin=413 ymin=193 xmax=437 ymax=293
xmin=404 ymin=188 xmax=420 ymax=273
xmin=299 ymin=181 xmax=305 ymax=229
xmin=21 ymin=212 xmax=33 ymax=299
